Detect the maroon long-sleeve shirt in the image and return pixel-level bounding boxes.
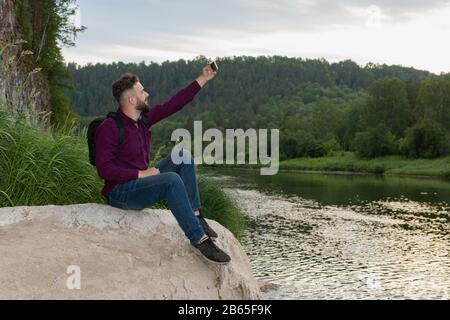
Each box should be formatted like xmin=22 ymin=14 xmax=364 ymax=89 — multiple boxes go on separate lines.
xmin=95 ymin=80 xmax=201 ymax=199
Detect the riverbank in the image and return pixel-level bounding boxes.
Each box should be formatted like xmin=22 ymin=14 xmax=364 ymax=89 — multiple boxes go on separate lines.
xmin=279 ymin=153 xmax=450 ymax=179
xmin=200 ymin=152 xmax=450 ymax=179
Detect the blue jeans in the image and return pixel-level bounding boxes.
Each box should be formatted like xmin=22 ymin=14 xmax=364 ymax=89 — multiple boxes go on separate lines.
xmin=108 ymin=149 xmax=204 ymax=246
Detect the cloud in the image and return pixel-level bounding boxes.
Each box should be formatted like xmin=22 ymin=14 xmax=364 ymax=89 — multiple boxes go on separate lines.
xmin=63 ymin=0 xmax=450 ymax=73
xmin=76 ymin=0 xmax=450 ymax=38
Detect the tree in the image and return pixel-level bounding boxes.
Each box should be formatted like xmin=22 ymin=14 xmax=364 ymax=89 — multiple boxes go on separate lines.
xmin=331 ymin=60 xmax=374 ymax=89
xmin=416 ymin=75 xmax=450 ymax=132
xmin=365 ymin=77 xmax=412 ymax=137
xmin=338 ymin=97 xmax=366 ymax=151
xmin=353 ymin=124 xmax=397 ymax=158
xmin=310 ymin=99 xmax=341 ymax=141
xmin=400 ymin=119 xmax=449 ymax=158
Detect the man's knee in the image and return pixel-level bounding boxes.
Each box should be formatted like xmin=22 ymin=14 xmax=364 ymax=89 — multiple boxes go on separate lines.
xmin=164 ymin=172 xmax=183 ymax=186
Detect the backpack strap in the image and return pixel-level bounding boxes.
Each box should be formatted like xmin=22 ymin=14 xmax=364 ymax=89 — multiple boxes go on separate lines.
xmin=106 ymin=111 xmax=150 ymax=145
xmin=107 ymin=112 xmax=126 ymax=145
xmin=140 ymin=114 xmax=151 ymax=128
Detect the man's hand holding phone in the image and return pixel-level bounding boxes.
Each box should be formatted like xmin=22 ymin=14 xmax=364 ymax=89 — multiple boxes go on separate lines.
xmin=196 ymin=61 xmax=218 ymax=87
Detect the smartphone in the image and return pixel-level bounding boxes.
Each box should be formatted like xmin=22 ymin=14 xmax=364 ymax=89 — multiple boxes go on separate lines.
xmin=209 ymin=61 xmax=219 ymax=72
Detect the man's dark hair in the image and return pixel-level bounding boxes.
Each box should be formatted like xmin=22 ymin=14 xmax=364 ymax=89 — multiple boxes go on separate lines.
xmin=112 ymin=73 xmax=139 ymax=103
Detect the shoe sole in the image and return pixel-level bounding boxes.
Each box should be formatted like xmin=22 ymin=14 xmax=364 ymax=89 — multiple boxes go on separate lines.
xmin=192 ymin=247 xmax=230 ymax=265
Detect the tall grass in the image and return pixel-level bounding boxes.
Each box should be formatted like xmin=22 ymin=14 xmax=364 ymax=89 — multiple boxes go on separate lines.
xmin=0 ymin=104 xmax=104 ymax=206
xmin=197 ymin=176 xmax=246 ymax=239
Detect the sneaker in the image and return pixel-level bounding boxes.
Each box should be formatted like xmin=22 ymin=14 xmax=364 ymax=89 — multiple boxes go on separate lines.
xmin=194 ymin=237 xmax=231 ymax=265
xmin=197 ymin=214 xmax=218 ymax=238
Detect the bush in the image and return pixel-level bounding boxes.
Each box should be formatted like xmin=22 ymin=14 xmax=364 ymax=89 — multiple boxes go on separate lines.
xmin=353 ymin=124 xmax=397 ymax=158
xmin=303 ymin=141 xmax=327 ymax=158
xmin=281 ymin=130 xmax=328 ymax=158
xmin=323 ymin=137 xmax=342 ymax=154
xmin=281 ymin=132 xmax=302 ymax=159
xmin=401 ymin=119 xmax=449 ymax=158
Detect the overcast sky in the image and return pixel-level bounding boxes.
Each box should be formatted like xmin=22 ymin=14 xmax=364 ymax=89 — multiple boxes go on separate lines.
xmin=62 ymin=0 xmax=450 ymax=74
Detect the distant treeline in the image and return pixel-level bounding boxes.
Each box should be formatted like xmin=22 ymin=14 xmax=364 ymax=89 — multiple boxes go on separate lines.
xmin=65 ymin=56 xmax=450 ymax=159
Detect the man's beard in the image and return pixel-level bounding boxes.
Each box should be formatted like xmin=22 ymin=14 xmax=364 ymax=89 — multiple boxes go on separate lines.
xmin=135 ymin=98 xmax=149 ymax=112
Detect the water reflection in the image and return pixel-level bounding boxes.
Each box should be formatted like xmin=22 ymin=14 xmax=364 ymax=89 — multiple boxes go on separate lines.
xmin=202 ymin=169 xmax=450 ymax=300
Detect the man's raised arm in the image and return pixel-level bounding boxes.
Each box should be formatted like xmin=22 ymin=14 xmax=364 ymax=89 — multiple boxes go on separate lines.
xmin=142 ymin=65 xmax=216 ymax=126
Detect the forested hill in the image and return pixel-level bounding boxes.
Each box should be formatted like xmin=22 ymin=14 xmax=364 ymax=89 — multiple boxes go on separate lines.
xmin=66 ymin=56 xmax=431 ymax=120
xmin=67 ymin=56 xmax=450 ymax=160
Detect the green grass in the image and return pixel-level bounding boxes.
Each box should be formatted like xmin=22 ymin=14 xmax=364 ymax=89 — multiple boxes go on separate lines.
xmin=0 ymin=107 xmax=105 ymax=206
xmin=0 ymin=105 xmax=245 ymax=237
xmin=280 ymin=152 xmax=450 ymax=178
xmin=197 ymin=176 xmax=246 ymax=239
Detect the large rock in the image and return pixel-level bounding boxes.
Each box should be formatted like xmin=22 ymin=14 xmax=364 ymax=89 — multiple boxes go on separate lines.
xmin=0 ymin=204 xmax=264 ymax=299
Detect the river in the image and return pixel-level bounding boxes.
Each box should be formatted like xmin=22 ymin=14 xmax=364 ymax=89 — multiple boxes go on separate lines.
xmin=201 ymin=168 xmax=450 ymax=300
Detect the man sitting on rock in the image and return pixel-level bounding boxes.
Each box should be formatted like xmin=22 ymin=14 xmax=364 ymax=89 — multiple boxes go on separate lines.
xmin=94 ymin=64 xmax=230 ymax=264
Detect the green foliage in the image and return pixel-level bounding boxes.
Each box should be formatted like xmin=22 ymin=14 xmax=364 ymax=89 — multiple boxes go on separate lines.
xmin=197 ymin=176 xmax=246 ymax=239
xmin=16 ymin=0 xmax=86 ymax=64
xmin=67 ymin=57 xmax=443 ymax=162
xmin=15 ymin=0 xmax=85 ymax=128
xmin=309 ymin=99 xmax=343 ymax=140
xmin=0 ymin=106 xmax=104 ymax=207
xmin=366 ymin=77 xmax=412 ymax=137
xmin=65 ymin=56 xmax=450 ymax=161
xmin=66 ymin=57 xmax=430 ymax=119
xmin=338 ymin=97 xmax=366 ymax=151
xmin=49 ymin=84 xmax=79 ymax=134
xmin=280 ymin=152 xmax=450 ymax=177
xmin=323 ymin=137 xmax=342 ymax=153
xmin=332 ymin=60 xmax=374 ymax=89
xmin=281 ymin=131 xmax=327 ymax=159
xmin=416 ymin=75 xmax=450 ymax=130
xmin=353 ymin=124 xmax=398 ymax=158
xmin=400 ymin=120 xmax=449 ymax=158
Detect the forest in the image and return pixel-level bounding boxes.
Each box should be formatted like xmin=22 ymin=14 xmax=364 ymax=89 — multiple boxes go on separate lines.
xmin=66 ymin=56 xmax=450 ymax=161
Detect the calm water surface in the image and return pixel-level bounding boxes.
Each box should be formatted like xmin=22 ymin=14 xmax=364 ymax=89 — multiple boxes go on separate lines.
xmin=201 ymin=168 xmax=450 ymax=300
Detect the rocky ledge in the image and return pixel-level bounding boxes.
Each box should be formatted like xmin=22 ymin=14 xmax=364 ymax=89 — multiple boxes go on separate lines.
xmin=0 ymin=204 xmax=265 ymax=299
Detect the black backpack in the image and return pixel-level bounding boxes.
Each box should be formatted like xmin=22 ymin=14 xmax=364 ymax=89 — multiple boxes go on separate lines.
xmin=87 ymin=111 xmax=150 ymax=166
